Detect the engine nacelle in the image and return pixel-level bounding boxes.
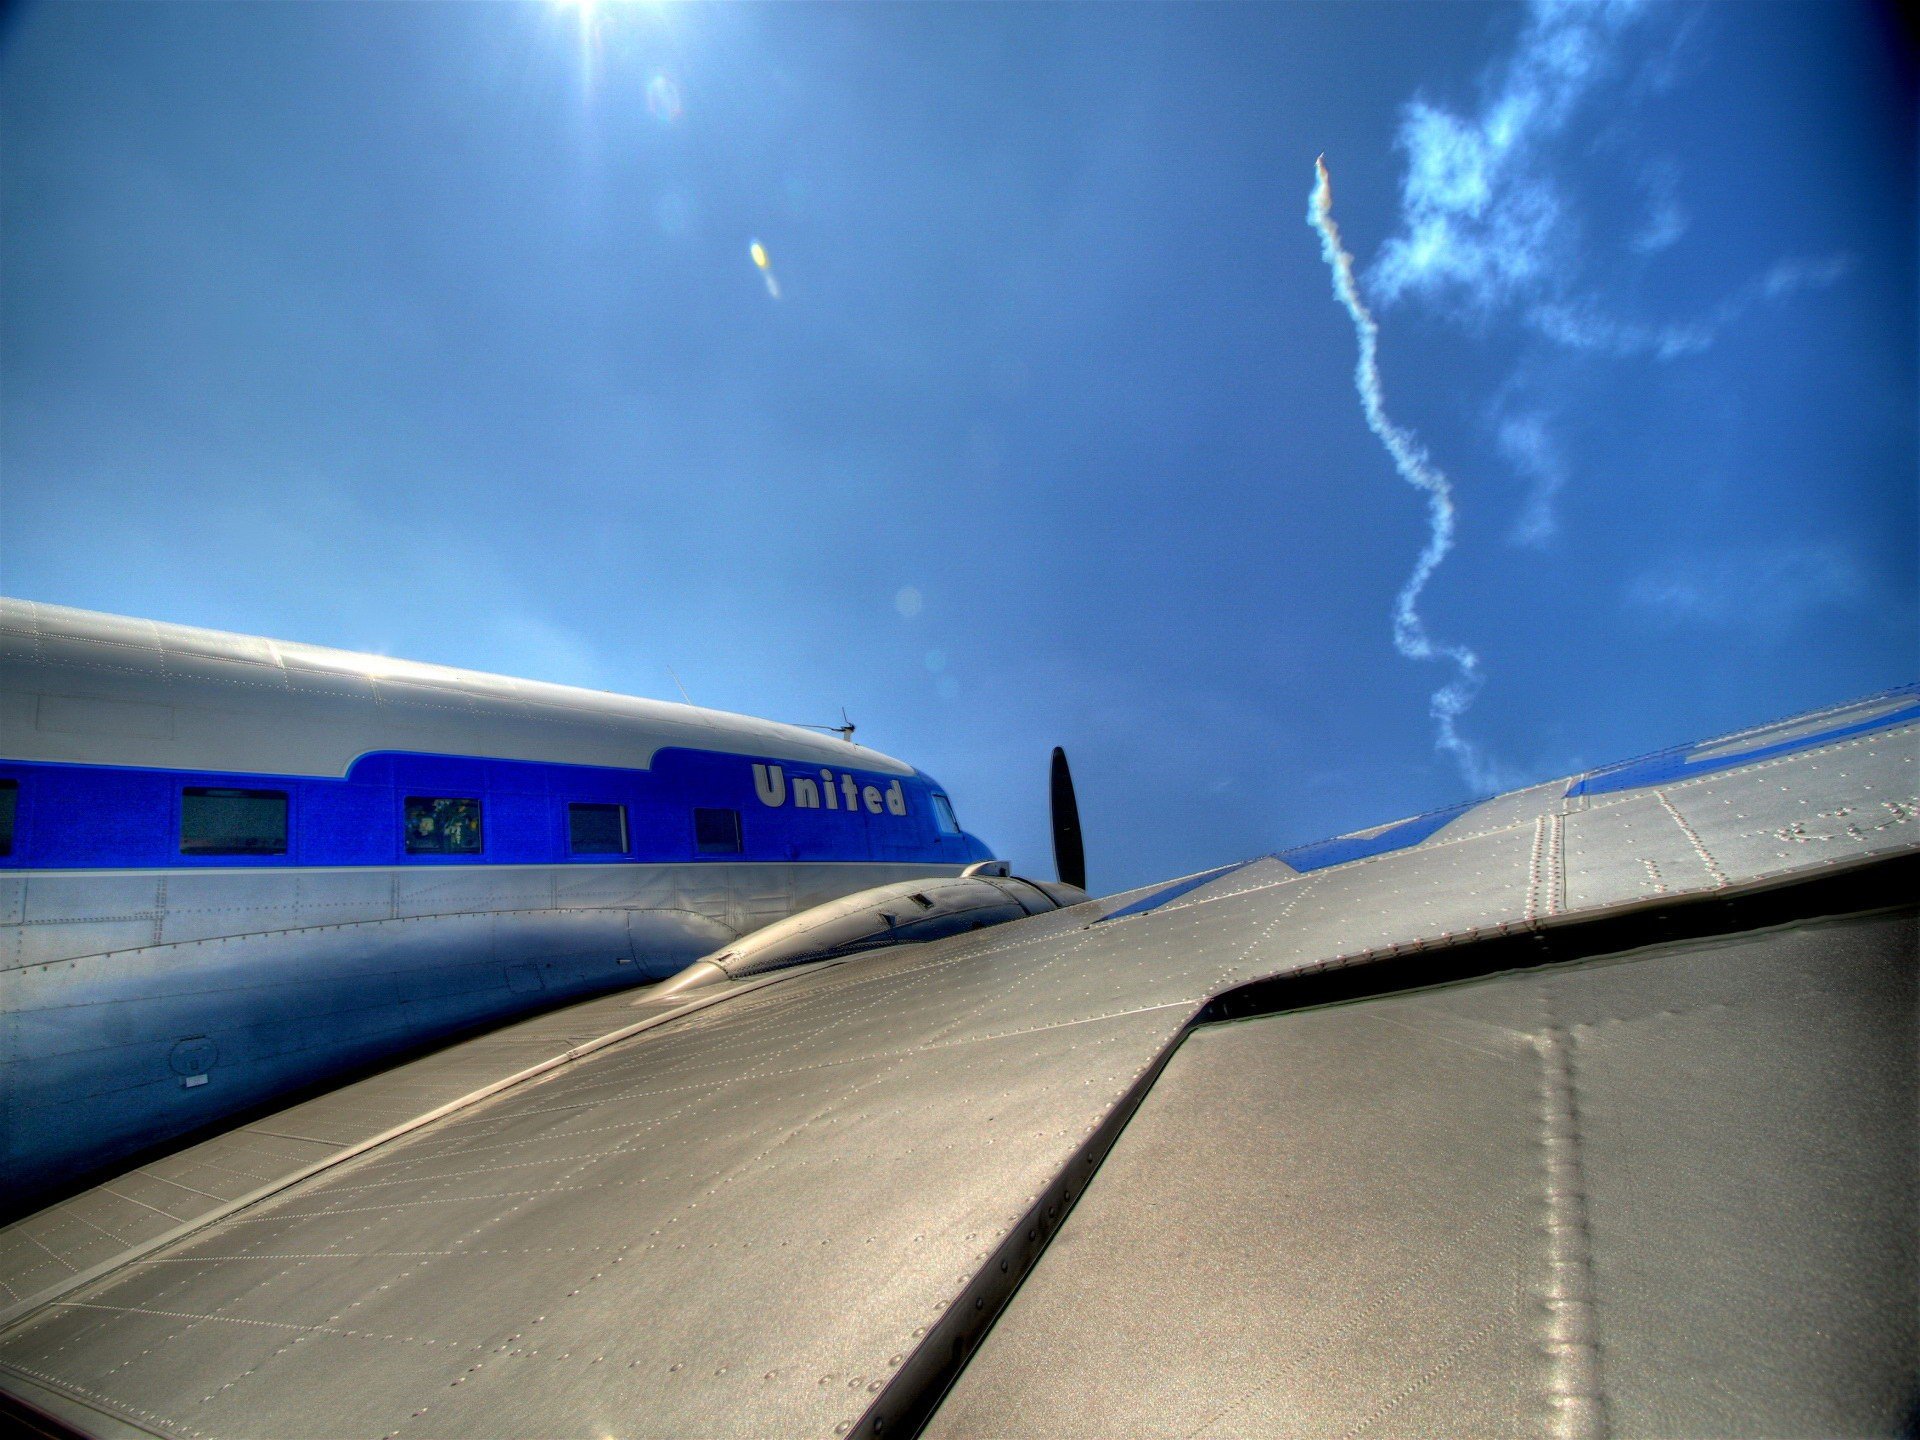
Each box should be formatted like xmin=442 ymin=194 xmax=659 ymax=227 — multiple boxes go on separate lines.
xmin=649 ymin=872 xmax=1090 ymax=998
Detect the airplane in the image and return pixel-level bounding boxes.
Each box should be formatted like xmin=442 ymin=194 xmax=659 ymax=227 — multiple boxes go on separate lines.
xmin=0 ymin=596 xmax=1913 ymax=1438
xmin=0 ymin=598 xmax=1076 ymax=1219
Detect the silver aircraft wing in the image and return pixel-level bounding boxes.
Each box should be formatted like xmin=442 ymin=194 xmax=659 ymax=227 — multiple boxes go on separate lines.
xmin=0 ymin=691 xmax=1914 ymax=1439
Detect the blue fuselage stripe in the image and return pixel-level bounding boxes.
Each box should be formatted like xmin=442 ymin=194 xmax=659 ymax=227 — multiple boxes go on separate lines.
xmin=1567 ymin=693 xmax=1920 ymax=798
xmin=1098 ymin=862 xmax=1255 ymax=922
xmin=0 ymin=747 xmax=992 ymax=870
xmin=1275 ymin=801 xmax=1479 ymax=873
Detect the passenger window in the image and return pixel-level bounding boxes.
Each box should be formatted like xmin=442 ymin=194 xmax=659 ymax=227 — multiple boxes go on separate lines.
xmin=0 ymin=779 xmax=16 ymax=857
xmin=932 ymin=793 xmax=961 ymax=835
xmin=694 ymin=807 xmax=742 ymax=855
xmin=405 ymin=796 xmax=483 ymax=855
xmin=181 ymin=787 xmax=288 ymax=856
xmin=568 ymin=802 xmax=628 ymax=855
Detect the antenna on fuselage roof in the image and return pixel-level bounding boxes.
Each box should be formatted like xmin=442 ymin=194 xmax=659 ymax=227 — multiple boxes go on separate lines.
xmin=666 ymin=665 xmax=695 ymax=706
xmin=790 ymin=708 xmax=856 ymax=743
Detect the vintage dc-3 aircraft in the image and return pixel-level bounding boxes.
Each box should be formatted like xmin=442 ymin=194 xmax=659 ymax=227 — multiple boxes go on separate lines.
xmin=0 ymin=597 xmax=1913 ymax=1438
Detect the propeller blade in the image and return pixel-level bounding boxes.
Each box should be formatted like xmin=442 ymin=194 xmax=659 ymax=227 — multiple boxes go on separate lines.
xmin=1050 ymin=746 xmax=1086 ymax=891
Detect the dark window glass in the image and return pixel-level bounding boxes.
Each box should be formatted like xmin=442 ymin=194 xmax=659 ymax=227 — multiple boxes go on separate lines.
xmin=405 ymin=796 xmax=483 ymax=855
xmin=932 ymin=793 xmax=960 ymax=835
xmin=181 ymin=787 xmax=288 ymax=856
xmin=694 ymin=807 xmax=742 ymax=855
xmin=568 ymin=802 xmax=628 ymax=855
xmin=0 ymin=779 xmax=16 ymax=857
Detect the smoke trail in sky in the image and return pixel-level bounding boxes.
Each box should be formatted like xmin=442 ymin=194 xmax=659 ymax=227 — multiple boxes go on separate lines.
xmin=1309 ymin=157 xmax=1500 ymax=793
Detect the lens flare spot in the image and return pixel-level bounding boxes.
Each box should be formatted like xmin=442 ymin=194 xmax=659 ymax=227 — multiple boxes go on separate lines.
xmin=894 ymin=587 xmax=923 ymax=618
xmin=748 ymin=240 xmax=781 ymax=298
xmin=646 ymin=72 xmax=682 ymax=123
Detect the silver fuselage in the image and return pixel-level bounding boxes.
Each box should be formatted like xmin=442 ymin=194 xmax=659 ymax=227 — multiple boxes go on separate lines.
xmin=0 ymin=599 xmax=992 ymax=1210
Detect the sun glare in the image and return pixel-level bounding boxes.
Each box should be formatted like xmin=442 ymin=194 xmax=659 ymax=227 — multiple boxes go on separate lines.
xmin=548 ymin=0 xmax=680 ymax=98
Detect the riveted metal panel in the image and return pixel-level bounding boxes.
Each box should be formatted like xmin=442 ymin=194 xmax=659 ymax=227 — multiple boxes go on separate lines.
xmin=19 ymin=874 xmax=162 ymax=926
xmin=34 ymin=633 xmax=168 ymax=677
xmin=294 ymin=868 xmax=395 ymax=926
xmin=157 ymin=873 xmax=303 ymax=946
xmin=160 ymin=653 xmax=291 ymax=695
xmin=1675 ymin=733 xmax=1919 ymax=880
xmin=1562 ymin=793 xmax=1718 ymax=911
xmin=152 ymin=623 xmax=280 ymax=670
xmin=10 ymin=918 xmax=161 ymax=970
xmin=391 ymin=867 xmax=551 ymax=920
xmin=279 ymin=664 xmax=379 ymax=703
xmin=927 ymin=910 xmax=1917 ymax=1440
xmin=0 ymin=903 xmax=723 ymax=1212
xmin=551 ymin=864 xmax=657 ymax=909
xmin=1427 ymin=776 xmax=1573 ymax=843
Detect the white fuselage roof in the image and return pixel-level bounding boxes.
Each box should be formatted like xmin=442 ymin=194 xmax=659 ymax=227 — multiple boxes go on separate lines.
xmin=0 ymin=598 xmax=914 ymax=778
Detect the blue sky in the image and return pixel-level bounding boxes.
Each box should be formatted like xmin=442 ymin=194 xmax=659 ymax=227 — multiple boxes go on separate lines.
xmin=2 ymin=0 xmax=1913 ymax=893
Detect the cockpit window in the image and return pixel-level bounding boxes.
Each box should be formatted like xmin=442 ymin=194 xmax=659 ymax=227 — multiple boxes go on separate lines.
xmin=405 ymin=796 xmax=483 ymax=855
xmin=931 ymin=793 xmax=960 ymax=835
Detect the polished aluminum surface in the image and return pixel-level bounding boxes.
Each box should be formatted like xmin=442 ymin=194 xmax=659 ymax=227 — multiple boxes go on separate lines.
xmin=682 ymin=873 xmax=1089 ymax=985
xmin=1 ymin=860 xmax=964 ymax=1211
xmin=0 ymin=714 xmax=1913 ymax=1438
xmin=928 ymin=910 xmax=1917 ymax=1439
xmin=0 ymin=597 xmax=913 ymax=776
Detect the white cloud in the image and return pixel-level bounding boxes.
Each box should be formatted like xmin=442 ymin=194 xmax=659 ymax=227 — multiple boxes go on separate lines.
xmin=1625 ymin=544 xmax=1867 ymax=633
xmin=1632 ymin=203 xmax=1688 ymax=254
xmin=1761 ymin=254 xmax=1853 ymax=300
xmin=1373 ymin=0 xmax=1648 ymax=312
xmin=1528 ymin=251 xmax=1851 ymax=359
xmin=1495 ymin=411 xmax=1570 ymax=547
xmin=1371 ymin=0 xmax=1847 ymax=363
xmin=1631 ymin=158 xmax=1688 ymax=254
xmin=1633 ymin=208 xmax=1687 ymax=255
xmin=1527 ymin=299 xmax=1713 ymax=359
